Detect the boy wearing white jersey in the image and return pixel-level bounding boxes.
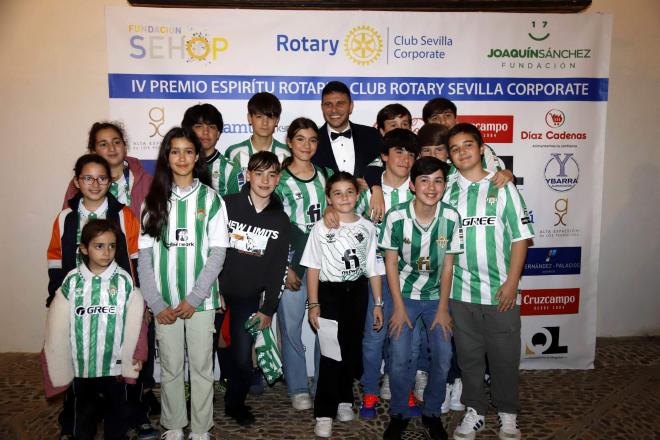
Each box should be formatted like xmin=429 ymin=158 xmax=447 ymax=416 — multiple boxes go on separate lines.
xmin=44 ymin=220 xmax=145 ymax=440
xmin=224 ymin=92 xmax=289 ymax=185
xmin=381 ymin=157 xmax=462 ymax=440
xmin=443 ymin=124 xmax=533 ymax=440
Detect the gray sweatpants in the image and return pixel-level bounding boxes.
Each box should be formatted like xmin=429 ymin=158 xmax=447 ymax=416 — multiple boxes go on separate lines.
xmin=450 ymin=299 xmax=521 ymax=415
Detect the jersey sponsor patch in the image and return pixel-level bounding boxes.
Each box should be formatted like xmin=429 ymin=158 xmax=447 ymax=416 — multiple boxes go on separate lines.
xmin=75 ymin=305 xmax=118 ymax=316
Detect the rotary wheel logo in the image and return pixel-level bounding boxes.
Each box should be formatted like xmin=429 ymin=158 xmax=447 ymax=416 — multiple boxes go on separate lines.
xmin=344 ymin=26 xmax=383 ymax=66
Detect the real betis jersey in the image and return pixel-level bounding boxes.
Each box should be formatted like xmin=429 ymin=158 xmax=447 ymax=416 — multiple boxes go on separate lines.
xmin=355 ymin=173 xmax=414 ymax=222
xmin=206 ymin=149 xmax=242 ymax=197
xmin=447 ymin=144 xmax=504 ymax=187
xmin=443 ymin=172 xmax=534 ymax=305
xmin=138 ymin=180 xmax=229 ymax=311
xmin=109 ymin=165 xmax=131 ymax=206
xmin=224 ymin=138 xmax=290 ymax=188
xmin=275 ymin=165 xmax=333 ymax=235
xmin=301 ymin=217 xmax=384 ymax=282
xmin=60 ymin=262 xmax=133 ymax=378
xmin=379 ymin=199 xmax=462 ymax=300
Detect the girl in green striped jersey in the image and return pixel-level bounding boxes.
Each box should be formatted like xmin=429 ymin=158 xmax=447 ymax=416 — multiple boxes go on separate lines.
xmin=139 ymin=127 xmax=229 ymax=439
xmin=44 ymin=219 xmax=145 ymax=440
xmin=275 ymin=117 xmax=332 ymax=410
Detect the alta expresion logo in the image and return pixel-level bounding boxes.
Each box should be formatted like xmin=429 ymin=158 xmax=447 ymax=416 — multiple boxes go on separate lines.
xmin=521 ymin=289 xmax=580 ymax=316
xmin=524 ymin=326 xmax=568 ymax=358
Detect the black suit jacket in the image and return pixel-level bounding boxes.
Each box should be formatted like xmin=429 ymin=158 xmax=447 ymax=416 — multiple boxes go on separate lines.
xmin=312 ymin=121 xmax=383 ymax=178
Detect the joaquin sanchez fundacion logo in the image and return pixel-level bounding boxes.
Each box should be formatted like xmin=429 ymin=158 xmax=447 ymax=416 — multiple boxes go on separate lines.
xmin=128 ymin=24 xmax=229 ymax=64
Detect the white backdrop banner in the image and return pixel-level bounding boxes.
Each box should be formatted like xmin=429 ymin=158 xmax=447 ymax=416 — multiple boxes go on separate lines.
xmin=106 ymin=7 xmax=612 ymax=370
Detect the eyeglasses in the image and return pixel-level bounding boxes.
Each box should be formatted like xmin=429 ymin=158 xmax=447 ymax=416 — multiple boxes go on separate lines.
xmin=79 ymin=175 xmax=110 ymax=185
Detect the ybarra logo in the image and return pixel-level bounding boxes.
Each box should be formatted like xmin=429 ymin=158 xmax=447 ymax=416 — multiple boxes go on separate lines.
xmin=524 ymin=326 xmax=568 ymax=358
xmin=276 ymin=26 xmax=383 ymax=66
xmin=75 ymin=305 xmax=117 ymax=316
xmin=457 ymin=115 xmax=514 ymax=143
xmin=128 ymin=25 xmax=228 ymax=63
xmin=521 ymin=289 xmax=580 ymax=316
xmin=523 ymin=246 xmax=581 ymax=276
xmin=545 ymin=153 xmax=579 ymax=192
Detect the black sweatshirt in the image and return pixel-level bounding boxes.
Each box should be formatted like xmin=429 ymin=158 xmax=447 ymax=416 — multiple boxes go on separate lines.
xmin=219 ymin=184 xmax=290 ymax=316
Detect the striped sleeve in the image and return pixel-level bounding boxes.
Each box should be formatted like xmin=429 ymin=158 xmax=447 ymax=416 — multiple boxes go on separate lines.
xmin=207 ymin=195 xmax=229 ymax=248
xmin=445 ymin=206 xmax=464 ymax=254
xmin=484 ymin=144 xmax=504 ymax=172
xmin=378 ymin=208 xmax=399 ymax=251
xmin=502 ymin=183 xmax=534 ymax=241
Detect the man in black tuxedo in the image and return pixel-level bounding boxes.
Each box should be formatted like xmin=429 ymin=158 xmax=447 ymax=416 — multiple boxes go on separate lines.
xmin=312 ymin=81 xmax=383 ymax=179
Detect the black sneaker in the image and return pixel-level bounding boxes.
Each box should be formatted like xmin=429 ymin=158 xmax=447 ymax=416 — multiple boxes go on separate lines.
xmin=225 ymin=404 xmax=256 ymax=427
xmin=422 ymin=415 xmax=448 ymax=440
xmin=248 ymin=368 xmax=265 ymax=396
xmin=383 ymin=414 xmax=410 ymax=440
xmin=143 ymin=390 xmax=161 ymax=416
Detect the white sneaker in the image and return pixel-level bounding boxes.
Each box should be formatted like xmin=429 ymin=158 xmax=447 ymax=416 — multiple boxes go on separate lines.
xmin=189 ymin=433 xmax=210 ymax=440
xmin=453 ymin=407 xmax=485 ymax=440
xmin=498 ymin=412 xmax=521 ymax=440
xmin=291 ymin=392 xmax=313 ymax=410
xmin=380 ymin=374 xmax=391 ymax=400
xmin=413 ymin=370 xmax=428 ymax=401
xmin=314 ymin=417 xmax=333 ymax=437
xmin=450 ymin=378 xmax=466 ymax=411
xmin=161 ymin=430 xmax=184 ymax=440
xmin=336 ymin=402 xmax=354 ymax=421
xmin=441 ymin=383 xmax=452 ymax=414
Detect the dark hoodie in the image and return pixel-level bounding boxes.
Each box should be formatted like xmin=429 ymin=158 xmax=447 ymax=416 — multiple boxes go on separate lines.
xmin=219 ymin=183 xmax=290 ymax=316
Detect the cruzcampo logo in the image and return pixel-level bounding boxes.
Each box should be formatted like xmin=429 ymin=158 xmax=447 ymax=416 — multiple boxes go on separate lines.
xmin=528 ymin=20 xmax=550 ymax=41
xmin=344 ymin=25 xmax=383 ymax=66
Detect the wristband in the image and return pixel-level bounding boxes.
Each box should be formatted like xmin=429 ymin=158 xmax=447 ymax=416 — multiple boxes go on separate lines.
xmin=374 ymin=298 xmax=384 ymax=307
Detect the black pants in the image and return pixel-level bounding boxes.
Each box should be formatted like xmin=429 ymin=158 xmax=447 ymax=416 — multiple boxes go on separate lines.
xmin=71 ymin=376 xmax=129 ymax=440
xmin=223 ymin=295 xmax=260 ymax=409
xmin=314 ymin=278 xmax=369 ymax=418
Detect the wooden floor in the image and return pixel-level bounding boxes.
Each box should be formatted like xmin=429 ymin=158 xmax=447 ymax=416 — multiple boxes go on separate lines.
xmin=1 ymin=337 xmax=659 ymax=439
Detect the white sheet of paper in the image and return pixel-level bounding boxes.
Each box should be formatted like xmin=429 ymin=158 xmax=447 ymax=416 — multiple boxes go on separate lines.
xmin=317 ymin=317 xmax=342 ymax=362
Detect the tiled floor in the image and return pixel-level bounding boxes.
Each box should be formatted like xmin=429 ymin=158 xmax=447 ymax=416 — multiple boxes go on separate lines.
xmin=1 ymin=337 xmax=659 ymax=439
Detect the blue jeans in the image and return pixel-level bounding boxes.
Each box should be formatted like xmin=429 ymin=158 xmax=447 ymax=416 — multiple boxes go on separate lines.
xmin=389 ymin=298 xmax=452 ymax=417
xmin=278 ymin=272 xmax=311 ymax=395
xmin=360 ymin=275 xmax=393 ymax=396
xmin=411 ymin=317 xmax=432 ymax=373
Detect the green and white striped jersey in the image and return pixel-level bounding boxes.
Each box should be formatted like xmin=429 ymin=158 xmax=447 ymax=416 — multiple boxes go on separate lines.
xmin=138 ymin=180 xmax=229 ymax=311
xmin=275 ymin=166 xmax=333 ymax=235
xmin=355 ymin=173 xmax=414 ymax=221
xmin=224 ymin=138 xmax=290 ymax=187
xmin=443 ymin=172 xmax=534 ymax=305
xmin=301 ymin=217 xmax=384 ymax=282
xmin=61 ymin=261 xmax=133 ymax=378
xmin=206 ymin=149 xmax=242 ymax=197
xmin=379 ymin=199 xmax=462 ymax=300
xmin=447 ymin=144 xmax=504 ymax=187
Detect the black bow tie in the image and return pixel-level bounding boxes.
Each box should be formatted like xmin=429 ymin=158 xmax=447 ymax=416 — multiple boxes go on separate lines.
xmin=330 ymin=129 xmax=352 ymax=141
